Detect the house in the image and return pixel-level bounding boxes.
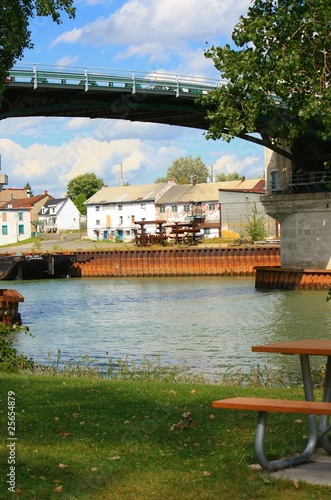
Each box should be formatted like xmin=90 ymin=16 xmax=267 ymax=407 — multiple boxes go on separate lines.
xmin=0 ymin=206 xmax=31 ymax=245
xmin=0 ymin=191 xmax=53 ymax=244
xmin=155 ymin=178 xmax=275 ymax=239
xmin=38 ymin=198 xmax=81 ymax=233
xmin=0 ymin=187 xmax=29 ymax=203
xmin=85 ymin=181 xmax=175 ymax=241
xmin=219 ymin=181 xmax=278 ymax=238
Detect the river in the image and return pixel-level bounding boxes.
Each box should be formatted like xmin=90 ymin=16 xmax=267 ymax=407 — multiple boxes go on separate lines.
xmin=11 ymin=276 xmax=331 ymax=379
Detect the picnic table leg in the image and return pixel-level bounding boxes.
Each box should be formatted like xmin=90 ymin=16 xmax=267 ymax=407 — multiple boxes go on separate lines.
xmin=255 ymin=354 xmax=318 ymax=472
xmin=320 ymin=356 xmax=331 ymax=453
xmin=255 ymin=410 xmax=318 ymax=472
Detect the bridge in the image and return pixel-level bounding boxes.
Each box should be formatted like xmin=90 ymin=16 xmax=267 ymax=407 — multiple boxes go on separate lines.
xmin=1 ymin=63 xmax=222 ymax=130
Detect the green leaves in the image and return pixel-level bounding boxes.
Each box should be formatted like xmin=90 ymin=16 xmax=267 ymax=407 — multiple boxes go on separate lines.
xmin=201 ymin=0 xmax=331 ymax=164
xmin=0 ymin=0 xmax=76 ymax=100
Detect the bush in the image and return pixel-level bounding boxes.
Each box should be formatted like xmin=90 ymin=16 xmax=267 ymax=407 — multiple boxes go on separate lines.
xmin=0 ymin=324 xmax=36 ymax=372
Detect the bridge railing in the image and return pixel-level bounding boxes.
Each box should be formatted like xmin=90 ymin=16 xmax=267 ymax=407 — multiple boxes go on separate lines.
xmin=7 ymin=63 xmax=224 ymax=96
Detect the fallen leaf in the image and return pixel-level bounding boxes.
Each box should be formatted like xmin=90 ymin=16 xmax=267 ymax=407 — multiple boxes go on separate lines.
xmin=294 ymin=480 xmax=300 ymax=490
xmin=169 ymin=390 xmax=176 ymax=394
xmin=54 ymin=417 xmax=60 ymax=422
xmin=203 ymin=471 xmax=211 ymax=477
xmin=209 ymin=414 xmax=216 ymax=419
xmin=79 ymin=421 xmax=85 ymax=426
xmin=124 ymin=420 xmax=130 ymax=425
xmin=91 ymin=467 xmax=97 ymax=472
xmin=39 ymin=476 xmax=46 ymax=480
xmin=295 ymin=419 xmax=303 ymax=424
xmin=109 ymin=456 xmax=121 ymax=461
xmin=58 ymin=463 xmax=68 ymax=469
xmin=54 ymin=485 xmax=63 ymax=493
xmin=191 ymin=390 xmax=196 ymax=394
xmin=72 ymin=413 xmax=80 ymax=419
xmin=59 ymin=431 xmax=72 ymax=438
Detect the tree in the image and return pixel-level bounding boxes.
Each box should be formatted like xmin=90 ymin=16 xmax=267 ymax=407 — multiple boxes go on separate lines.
xmin=215 ymin=172 xmax=241 ymax=182
xmin=23 ymin=181 xmax=33 ymax=196
xmin=155 ymin=155 xmax=209 ymax=184
xmin=0 ymin=1 xmax=75 ymax=100
xmin=73 ymin=193 xmax=87 ymax=215
xmin=201 ymin=0 xmax=331 ymax=172
xmin=66 ymin=173 xmax=104 ymax=202
xmin=244 ymin=203 xmax=267 ymax=242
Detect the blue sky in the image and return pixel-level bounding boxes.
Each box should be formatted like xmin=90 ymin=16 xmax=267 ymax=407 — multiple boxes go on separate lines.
xmin=0 ymin=0 xmax=264 ymax=197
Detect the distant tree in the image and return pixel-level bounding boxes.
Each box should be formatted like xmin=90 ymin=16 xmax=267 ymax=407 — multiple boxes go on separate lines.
xmin=155 ymin=155 xmax=209 ymax=184
xmin=1 ymin=1 xmax=75 ymax=102
xmin=66 ymin=173 xmax=104 ymax=201
xmin=23 ymin=182 xmax=33 ymax=196
xmin=244 ymin=203 xmax=267 ymax=242
xmin=74 ymin=193 xmax=87 ymax=215
xmin=215 ymin=172 xmax=241 ymax=182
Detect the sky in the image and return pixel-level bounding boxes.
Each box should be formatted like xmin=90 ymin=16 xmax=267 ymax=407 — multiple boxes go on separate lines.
xmin=0 ymin=0 xmax=264 ymax=197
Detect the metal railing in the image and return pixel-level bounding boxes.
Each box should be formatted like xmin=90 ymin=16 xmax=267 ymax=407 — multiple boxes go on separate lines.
xmin=6 ymin=63 xmax=224 ymax=97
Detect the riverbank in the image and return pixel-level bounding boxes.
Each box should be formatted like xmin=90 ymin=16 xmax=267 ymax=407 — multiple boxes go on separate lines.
xmin=1 ymin=372 xmax=330 ymax=499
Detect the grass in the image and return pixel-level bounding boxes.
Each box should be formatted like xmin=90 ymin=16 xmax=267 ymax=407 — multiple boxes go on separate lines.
xmin=1 ymin=373 xmax=331 ymax=499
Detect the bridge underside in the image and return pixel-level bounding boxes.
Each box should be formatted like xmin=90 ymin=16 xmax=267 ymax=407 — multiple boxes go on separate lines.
xmin=0 ymin=83 xmax=209 ymax=130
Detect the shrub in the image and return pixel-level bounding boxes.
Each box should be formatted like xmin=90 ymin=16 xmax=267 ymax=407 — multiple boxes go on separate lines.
xmin=0 ymin=324 xmax=36 ymax=372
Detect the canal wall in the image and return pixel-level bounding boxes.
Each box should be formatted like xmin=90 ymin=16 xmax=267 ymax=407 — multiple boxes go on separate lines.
xmin=255 ymin=266 xmax=331 ymax=290
xmin=71 ymin=246 xmax=280 ymax=277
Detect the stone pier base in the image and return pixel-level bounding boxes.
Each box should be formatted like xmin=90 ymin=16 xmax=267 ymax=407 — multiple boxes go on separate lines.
xmin=255 ymin=266 xmax=331 ymax=290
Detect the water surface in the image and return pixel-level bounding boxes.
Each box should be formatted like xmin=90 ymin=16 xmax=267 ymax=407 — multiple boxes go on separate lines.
xmin=12 ymin=277 xmax=331 ymax=377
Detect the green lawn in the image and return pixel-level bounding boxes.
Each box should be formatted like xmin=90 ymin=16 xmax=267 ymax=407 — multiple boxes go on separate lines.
xmin=0 ymin=373 xmax=330 ymax=499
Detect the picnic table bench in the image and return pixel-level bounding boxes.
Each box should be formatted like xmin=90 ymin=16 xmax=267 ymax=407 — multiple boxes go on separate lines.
xmin=213 ymin=340 xmax=331 ymax=471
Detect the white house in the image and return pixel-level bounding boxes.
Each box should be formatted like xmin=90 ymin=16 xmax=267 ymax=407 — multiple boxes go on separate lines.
xmin=0 ymin=207 xmax=31 ymax=245
xmin=38 ymin=198 xmax=80 ymax=233
xmin=85 ymin=181 xmax=175 ymax=241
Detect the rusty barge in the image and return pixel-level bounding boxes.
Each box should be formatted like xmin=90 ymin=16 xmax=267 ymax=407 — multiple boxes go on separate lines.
xmin=0 ymin=253 xmax=77 ymax=280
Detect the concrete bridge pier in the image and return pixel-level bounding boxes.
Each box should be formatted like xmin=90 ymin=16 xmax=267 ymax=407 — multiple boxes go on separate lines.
xmin=257 ymin=150 xmax=331 ymax=289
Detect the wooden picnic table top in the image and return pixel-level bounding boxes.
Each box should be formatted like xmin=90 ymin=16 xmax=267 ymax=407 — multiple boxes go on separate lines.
xmin=252 ymin=339 xmax=331 ymax=356
xmin=171 ymin=228 xmax=201 ymax=234
xmin=134 ymin=220 xmax=166 ymax=225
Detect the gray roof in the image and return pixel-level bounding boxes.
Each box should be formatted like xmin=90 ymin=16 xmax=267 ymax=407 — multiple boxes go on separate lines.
xmin=156 ymin=179 xmax=265 ymax=204
xmin=85 ymin=183 xmax=170 ymax=205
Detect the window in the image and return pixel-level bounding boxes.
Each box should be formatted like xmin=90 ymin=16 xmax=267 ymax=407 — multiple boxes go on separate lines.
xmin=160 ymin=206 xmax=165 ymax=213
xmin=271 ymin=170 xmax=280 ymax=191
xmin=18 ymin=225 xmax=24 ymax=235
xmin=184 ymin=204 xmax=190 ymax=212
xmin=18 ymin=212 xmax=24 ymax=221
xmin=141 ymin=203 xmax=146 ymax=210
xmin=209 ymin=204 xmax=215 ymax=210
xmin=171 ymin=205 xmax=177 ymax=213
xmin=2 ymin=213 xmax=6 ymax=222
xmin=95 ymin=205 xmax=100 ymax=212
xmin=118 ymin=204 xmax=123 ymax=210
xmin=96 ymin=220 xmax=100 ymax=225
xmin=2 ymin=225 xmax=8 ymax=235
xmin=204 ymin=228 xmax=211 ymax=235
xmin=119 ymin=216 xmax=123 ymax=224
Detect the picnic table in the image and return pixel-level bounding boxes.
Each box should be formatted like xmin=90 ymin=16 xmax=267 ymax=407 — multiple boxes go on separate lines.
xmin=213 ymin=340 xmax=331 ymax=471
xmin=169 ymin=222 xmax=202 ymax=245
xmin=134 ymin=220 xmax=167 ymax=246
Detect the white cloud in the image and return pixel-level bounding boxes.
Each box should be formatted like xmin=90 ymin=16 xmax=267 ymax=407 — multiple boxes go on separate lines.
xmin=214 ymin=154 xmax=261 ymax=177
xmin=55 ymin=55 xmax=80 ymax=67
xmin=51 ymin=0 xmax=251 ymax=63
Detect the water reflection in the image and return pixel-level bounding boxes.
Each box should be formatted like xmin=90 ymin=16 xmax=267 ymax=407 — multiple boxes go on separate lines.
xmin=12 ymin=277 xmax=331 ymax=378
